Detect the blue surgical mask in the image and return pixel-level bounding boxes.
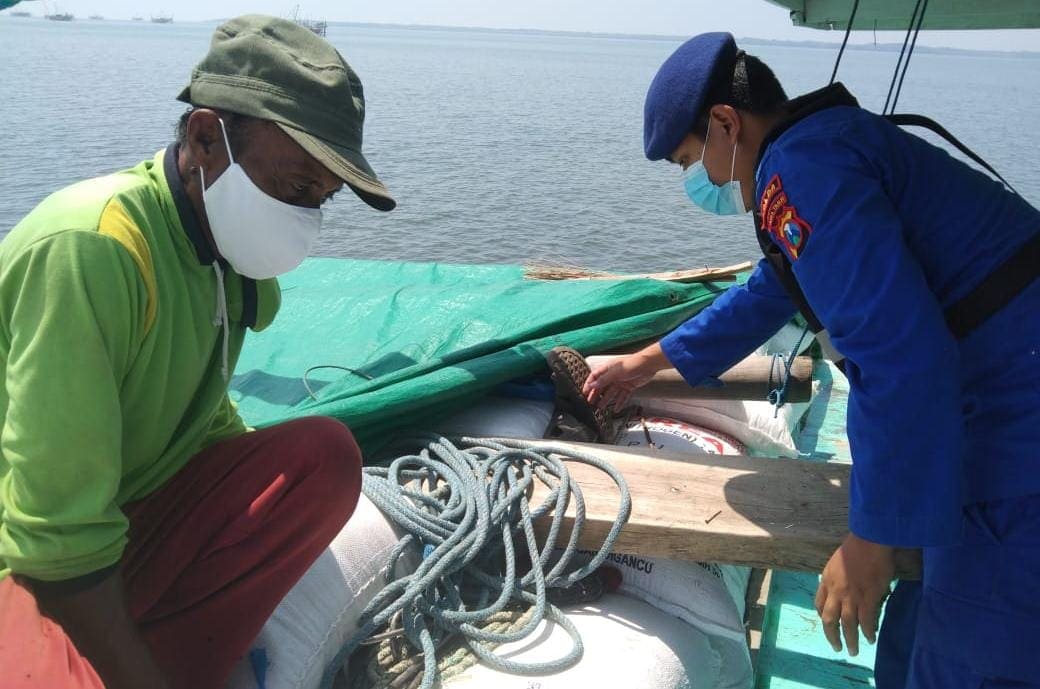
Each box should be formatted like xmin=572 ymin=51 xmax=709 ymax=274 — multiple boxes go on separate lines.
xmin=681 ymin=121 xmax=746 ymax=215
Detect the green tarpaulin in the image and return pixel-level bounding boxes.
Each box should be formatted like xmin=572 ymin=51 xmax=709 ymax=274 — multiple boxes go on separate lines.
xmin=231 ymin=257 xmax=729 ymax=452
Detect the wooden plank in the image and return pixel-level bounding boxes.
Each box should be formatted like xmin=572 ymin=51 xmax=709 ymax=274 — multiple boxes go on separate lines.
xmin=746 ymin=568 xmax=772 ymax=672
xmin=642 ymin=354 xmax=813 ymax=402
xmin=520 ymin=439 xmax=922 ymax=579
xmin=588 ymin=353 xmax=814 ymax=402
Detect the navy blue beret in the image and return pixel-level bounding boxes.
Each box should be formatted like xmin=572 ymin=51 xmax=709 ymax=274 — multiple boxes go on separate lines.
xmin=644 ymin=32 xmax=738 ymax=161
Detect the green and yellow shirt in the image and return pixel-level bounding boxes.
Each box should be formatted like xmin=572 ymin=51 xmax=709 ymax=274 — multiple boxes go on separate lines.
xmin=0 ymin=146 xmax=280 ymax=583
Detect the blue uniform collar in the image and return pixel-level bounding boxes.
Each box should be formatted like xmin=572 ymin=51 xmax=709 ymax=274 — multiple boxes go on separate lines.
xmin=755 ymin=83 xmax=859 ymax=184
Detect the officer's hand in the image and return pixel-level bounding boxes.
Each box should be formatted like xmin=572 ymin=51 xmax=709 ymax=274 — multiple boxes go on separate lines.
xmin=583 ymin=354 xmax=656 ymax=410
xmin=815 ymin=532 xmax=894 ymax=657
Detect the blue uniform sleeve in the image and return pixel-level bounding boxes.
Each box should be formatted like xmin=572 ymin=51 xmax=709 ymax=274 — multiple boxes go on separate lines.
xmin=762 ymin=130 xmax=965 ymax=547
xmin=660 ymin=259 xmax=796 ymax=386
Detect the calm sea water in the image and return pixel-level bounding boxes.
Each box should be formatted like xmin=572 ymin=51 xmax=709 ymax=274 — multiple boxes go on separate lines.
xmin=1 ymin=18 xmax=1038 ymax=272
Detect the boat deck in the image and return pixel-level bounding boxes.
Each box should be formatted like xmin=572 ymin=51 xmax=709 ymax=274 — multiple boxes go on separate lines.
xmin=753 ymin=361 xmax=878 ymax=688
xmin=230 ymin=258 xmax=884 ymax=687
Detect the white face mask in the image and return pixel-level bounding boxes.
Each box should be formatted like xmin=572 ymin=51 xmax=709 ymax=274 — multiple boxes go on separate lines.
xmin=199 ymin=119 xmax=323 ymax=280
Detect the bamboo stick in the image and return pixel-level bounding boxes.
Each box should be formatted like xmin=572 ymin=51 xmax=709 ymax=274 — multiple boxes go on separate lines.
xmin=523 ymin=261 xmax=754 ymax=283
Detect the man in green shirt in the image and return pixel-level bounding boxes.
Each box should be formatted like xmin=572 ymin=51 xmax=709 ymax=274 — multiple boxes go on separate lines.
xmin=0 ymin=16 xmax=394 ymax=689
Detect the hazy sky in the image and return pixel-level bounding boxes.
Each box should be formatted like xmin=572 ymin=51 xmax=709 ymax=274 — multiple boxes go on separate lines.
xmin=11 ymin=0 xmax=1040 ymax=52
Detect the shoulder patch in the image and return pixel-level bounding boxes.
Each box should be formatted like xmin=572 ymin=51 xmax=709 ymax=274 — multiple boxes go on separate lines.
xmin=758 ymin=174 xmax=811 ymax=260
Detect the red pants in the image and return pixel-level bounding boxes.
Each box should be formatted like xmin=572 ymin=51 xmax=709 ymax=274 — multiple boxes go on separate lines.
xmin=0 ymin=416 xmax=362 ymax=689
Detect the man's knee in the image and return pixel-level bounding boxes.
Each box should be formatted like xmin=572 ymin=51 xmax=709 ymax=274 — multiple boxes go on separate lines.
xmin=289 ymin=416 xmax=363 ymax=527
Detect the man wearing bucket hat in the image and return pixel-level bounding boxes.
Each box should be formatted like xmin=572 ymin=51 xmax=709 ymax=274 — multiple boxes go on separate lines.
xmin=585 ymin=33 xmax=1040 ymax=689
xmin=0 ymin=16 xmax=394 ymax=689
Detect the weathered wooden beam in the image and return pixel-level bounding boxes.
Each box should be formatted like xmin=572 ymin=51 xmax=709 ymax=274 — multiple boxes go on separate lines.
xmin=645 ymin=355 xmax=812 ymax=402
xmin=522 ymin=439 xmax=921 ymax=580
xmin=589 ymin=354 xmax=814 ymax=402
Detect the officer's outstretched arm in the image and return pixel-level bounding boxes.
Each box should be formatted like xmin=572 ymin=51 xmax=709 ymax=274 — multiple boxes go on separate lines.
xmin=659 ymin=258 xmax=797 ymax=388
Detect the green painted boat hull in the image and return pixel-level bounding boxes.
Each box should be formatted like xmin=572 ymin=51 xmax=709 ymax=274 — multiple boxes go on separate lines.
xmin=764 ymin=0 xmax=1040 ymax=30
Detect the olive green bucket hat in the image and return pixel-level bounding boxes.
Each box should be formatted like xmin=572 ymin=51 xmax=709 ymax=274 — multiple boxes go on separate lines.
xmin=178 ymin=14 xmax=395 ymax=211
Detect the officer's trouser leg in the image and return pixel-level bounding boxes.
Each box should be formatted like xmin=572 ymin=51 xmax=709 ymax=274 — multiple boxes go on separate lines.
xmin=907 ymin=646 xmax=1040 ymax=689
xmin=906 ymin=494 xmax=1040 ymax=689
xmin=874 ymin=580 xmax=922 ymax=689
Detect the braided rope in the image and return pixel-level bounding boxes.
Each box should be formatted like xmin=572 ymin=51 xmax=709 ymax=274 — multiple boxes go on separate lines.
xmin=360 ymin=608 xmax=534 ymax=689
xmin=320 ymin=434 xmax=631 ymax=689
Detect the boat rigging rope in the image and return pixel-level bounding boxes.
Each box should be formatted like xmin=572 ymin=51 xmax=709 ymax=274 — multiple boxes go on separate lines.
xmin=828 ymin=0 xmax=860 ymax=85
xmin=888 ymin=0 xmax=929 ymax=114
xmin=768 ymin=324 xmax=812 ymax=417
xmin=319 ymin=434 xmax=632 ymax=689
xmin=883 ymin=0 xmax=930 ymax=114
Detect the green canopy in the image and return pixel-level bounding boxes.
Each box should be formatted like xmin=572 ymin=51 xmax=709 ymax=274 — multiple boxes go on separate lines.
xmin=231 ymin=257 xmax=728 ymax=452
xmin=764 ymin=0 xmax=1040 ymax=30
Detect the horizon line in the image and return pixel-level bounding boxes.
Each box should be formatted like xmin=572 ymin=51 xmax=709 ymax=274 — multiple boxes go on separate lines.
xmin=3 ymin=13 xmax=1037 ymax=56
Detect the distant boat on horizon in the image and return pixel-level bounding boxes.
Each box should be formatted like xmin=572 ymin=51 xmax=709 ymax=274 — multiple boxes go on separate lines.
xmin=45 ymin=12 xmax=74 ymax=21
xmin=131 ymin=16 xmax=144 ymax=21
xmin=10 ymin=10 xmax=31 ymax=16
xmin=150 ymin=14 xmax=172 ymax=23
xmin=89 ymin=14 xmax=104 ymax=20
xmin=289 ymin=5 xmax=326 ymax=37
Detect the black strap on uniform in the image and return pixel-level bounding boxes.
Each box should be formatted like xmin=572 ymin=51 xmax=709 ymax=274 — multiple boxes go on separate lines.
xmin=755 ymin=211 xmax=849 ymax=376
xmin=753 ymin=85 xmax=1037 ymax=363
xmin=944 ymin=233 xmax=1040 ymax=339
xmin=760 ymin=208 xmax=1040 ymax=349
xmin=760 ymin=194 xmax=1040 ymax=347
xmin=755 ymin=218 xmax=823 ymax=334
xmin=876 ymin=113 xmax=1034 ymax=338
xmin=883 ymin=113 xmax=1020 ymax=196
xmin=879 ymin=113 xmax=1037 ymax=339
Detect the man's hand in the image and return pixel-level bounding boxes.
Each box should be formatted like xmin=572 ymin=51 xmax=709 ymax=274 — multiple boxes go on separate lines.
xmin=815 ymin=532 xmax=895 ymax=657
xmin=583 ymin=343 xmax=668 ymax=410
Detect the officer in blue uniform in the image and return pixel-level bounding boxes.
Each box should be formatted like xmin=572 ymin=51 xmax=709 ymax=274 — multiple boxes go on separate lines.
xmin=585 ymin=33 xmax=1040 ymax=688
